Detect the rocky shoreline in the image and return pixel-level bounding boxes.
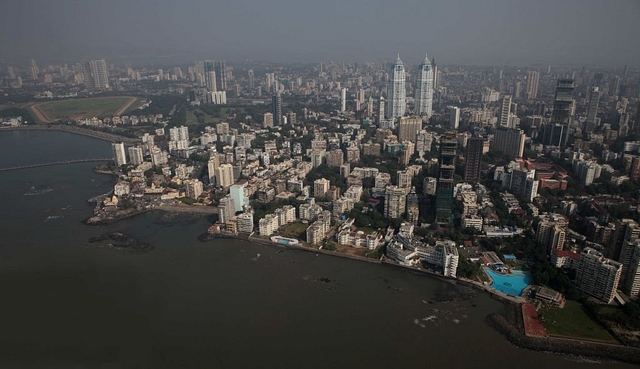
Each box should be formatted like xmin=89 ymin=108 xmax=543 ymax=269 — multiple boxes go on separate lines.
xmin=87 ymin=232 xmax=154 ymax=253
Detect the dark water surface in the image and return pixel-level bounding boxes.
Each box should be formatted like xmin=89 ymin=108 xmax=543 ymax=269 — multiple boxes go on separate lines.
xmin=0 ymin=131 xmax=633 ymax=368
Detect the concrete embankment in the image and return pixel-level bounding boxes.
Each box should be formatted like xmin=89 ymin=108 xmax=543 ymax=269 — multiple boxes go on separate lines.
xmin=486 ymin=304 xmax=640 ymax=365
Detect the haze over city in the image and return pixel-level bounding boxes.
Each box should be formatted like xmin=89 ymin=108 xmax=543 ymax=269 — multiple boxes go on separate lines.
xmin=1 ymin=0 xmax=639 ymax=66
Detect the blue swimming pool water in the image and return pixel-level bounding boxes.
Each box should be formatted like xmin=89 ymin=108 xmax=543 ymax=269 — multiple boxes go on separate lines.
xmin=278 ymin=240 xmax=290 ymax=245
xmin=484 ymin=268 xmax=531 ymax=297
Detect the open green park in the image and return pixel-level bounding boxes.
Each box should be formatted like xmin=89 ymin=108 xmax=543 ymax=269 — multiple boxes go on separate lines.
xmin=30 ymin=96 xmax=139 ymax=123
xmin=539 ymin=300 xmax=616 ymax=343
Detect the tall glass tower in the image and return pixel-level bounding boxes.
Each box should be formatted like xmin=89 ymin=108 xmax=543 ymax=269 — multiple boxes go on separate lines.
xmin=415 ymin=54 xmax=433 ymax=117
xmin=386 ymin=54 xmax=406 ymax=120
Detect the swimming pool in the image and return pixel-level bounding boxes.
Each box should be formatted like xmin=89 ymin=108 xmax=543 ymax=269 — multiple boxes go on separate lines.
xmin=484 ymin=268 xmax=531 ymax=297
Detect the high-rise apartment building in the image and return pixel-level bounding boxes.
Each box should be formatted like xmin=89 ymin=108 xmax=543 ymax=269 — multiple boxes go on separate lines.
xmin=127 ymin=146 xmax=144 ymax=166
xmin=112 ymin=142 xmax=127 ymax=167
xmin=415 ymin=54 xmax=434 ymax=117
xmin=535 ymin=213 xmax=568 ymax=253
xmin=263 ymin=112 xmax=274 ymax=128
xmin=397 ymin=116 xmax=422 ymax=143
xmin=28 ymin=59 xmax=39 ymax=80
xmin=83 ymin=60 xmax=109 ymax=90
xmin=526 ymin=70 xmax=539 ymax=100
xmin=542 ymin=79 xmax=574 ymax=147
xmin=341 ymin=88 xmax=347 ymax=112
xmin=386 ymin=55 xmax=406 ymax=120
xmin=499 ymin=95 xmax=512 ymax=128
xmin=436 ymin=133 xmax=457 ymax=225
xmin=325 ymin=149 xmax=344 ymax=167
xmin=272 ymin=94 xmax=282 ymax=125
xmin=248 ymin=69 xmax=254 ymax=89
xmin=184 ymin=179 xmax=204 ymax=199
xmin=314 ymin=178 xmax=331 ymax=198
xmin=384 ymin=185 xmax=407 ymax=219
xmin=491 ymin=128 xmax=526 ymax=158
xmin=406 ymin=187 xmax=419 ymax=224
xmin=449 ymin=106 xmax=460 ymax=129
xmin=624 ymin=242 xmax=640 ymax=298
xmin=169 ymin=126 xmax=189 ymax=141
xmin=229 ymin=184 xmax=247 ymax=213
xmin=207 ymin=152 xmax=221 ymax=185
xmin=584 ymin=87 xmax=600 ymax=133
xmin=215 ymin=163 xmax=234 ymax=188
xmin=575 ymin=247 xmax=622 ymax=304
xmin=215 ymin=60 xmax=227 ymax=90
xmin=464 ymin=137 xmax=483 ymax=182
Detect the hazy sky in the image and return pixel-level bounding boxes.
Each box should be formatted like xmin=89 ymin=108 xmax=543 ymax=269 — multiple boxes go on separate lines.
xmin=1 ymin=0 xmax=639 ymax=67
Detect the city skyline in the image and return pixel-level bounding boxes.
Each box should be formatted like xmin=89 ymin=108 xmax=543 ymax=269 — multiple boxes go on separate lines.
xmin=0 ymin=1 xmax=639 ymax=67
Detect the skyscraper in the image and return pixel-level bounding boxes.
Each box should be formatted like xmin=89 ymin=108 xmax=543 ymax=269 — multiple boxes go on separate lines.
xmin=542 ymin=79 xmax=574 ymax=147
xmin=584 ymin=87 xmax=600 ymax=133
xmin=112 ymin=142 xmax=127 ymax=167
xmin=272 ymin=94 xmax=282 ymax=125
xmin=203 ymin=60 xmax=216 ymax=92
xmin=28 ymin=59 xmax=39 ymax=81
xmin=341 ymin=88 xmax=347 ymax=112
xmin=83 ymin=60 xmax=109 ymax=90
xmin=526 ymin=71 xmax=540 ymax=100
xmin=436 ymin=133 xmax=457 ymax=225
xmin=464 ymin=137 xmax=483 ymax=182
xmin=248 ymin=69 xmax=255 ymax=89
xmin=415 ymin=54 xmax=433 ymax=117
xmin=215 ymin=60 xmax=227 ymax=90
xmin=449 ymin=106 xmax=460 ymax=129
xmin=386 ymin=54 xmax=406 ymax=120
xmin=499 ymin=95 xmax=512 ymax=128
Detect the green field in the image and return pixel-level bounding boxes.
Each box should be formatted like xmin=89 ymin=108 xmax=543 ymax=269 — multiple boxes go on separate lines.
xmin=33 ymin=97 xmax=137 ymax=122
xmin=539 ymin=300 xmax=616 ymax=342
xmin=280 ymin=222 xmax=308 ymax=239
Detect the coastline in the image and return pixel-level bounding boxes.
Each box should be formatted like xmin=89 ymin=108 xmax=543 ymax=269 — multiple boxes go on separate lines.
xmin=197 ymin=231 xmax=640 ymax=364
xmin=0 ymin=125 xmax=140 ymax=144
xmin=75 ymin=162 xmax=640 ymax=364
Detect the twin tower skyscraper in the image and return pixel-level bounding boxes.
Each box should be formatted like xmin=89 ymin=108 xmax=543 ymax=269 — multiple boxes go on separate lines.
xmin=386 ymin=54 xmax=434 ymax=120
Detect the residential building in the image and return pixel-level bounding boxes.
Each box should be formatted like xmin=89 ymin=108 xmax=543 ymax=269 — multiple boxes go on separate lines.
xmin=127 ymin=146 xmax=144 ymax=166
xmin=314 ymin=178 xmax=330 ymax=198
xmin=387 ymin=55 xmax=406 ymax=120
xmin=272 ymin=94 xmax=282 ymax=125
xmin=535 ymin=213 xmax=568 ymax=254
xmin=385 ymin=185 xmax=407 ymax=219
xmin=415 ymin=54 xmax=434 ymax=117
xmin=184 ymin=179 xmax=204 ymax=199
xmin=526 ymin=70 xmax=539 ymax=100
xmin=449 ymin=106 xmax=460 ymax=129
xmin=436 ymin=133 xmax=456 ymax=224
xmin=230 ymin=184 xmax=248 ymax=213
xmin=464 ymin=137 xmax=483 ymax=181
xmin=325 ymin=149 xmax=344 ymax=167
xmin=217 ymin=196 xmax=235 ymax=225
xmin=236 ymin=212 xmax=254 ymax=233
xmin=112 ymin=142 xmax=127 ymax=167
xmin=542 ymin=79 xmax=574 ymax=148
xmin=499 ymin=95 xmax=512 ymax=128
xmin=215 ymin=163 xmax=234 ymax=188
xmin=82 ymin=59 xmax=109 ymax=90
xmin=491 ymin=128 xmax=525 ymax=158
xmin=575 ymin=247 xmax=622 ymax=304
xmin=398 ymin=116 xmax=422 ymax=143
